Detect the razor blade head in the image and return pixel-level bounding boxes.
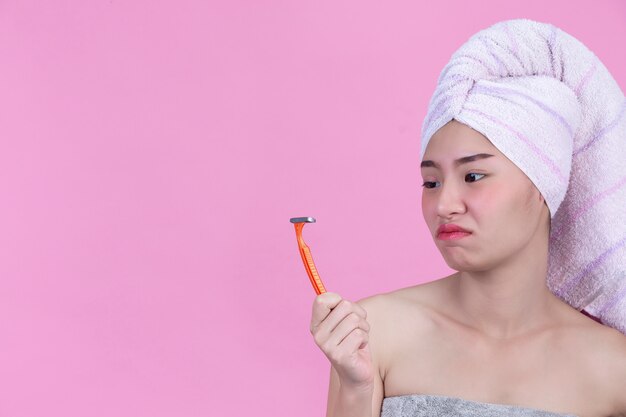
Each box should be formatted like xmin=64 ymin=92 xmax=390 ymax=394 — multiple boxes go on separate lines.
xmin=289 ymin=217 xmax=316 ymax=224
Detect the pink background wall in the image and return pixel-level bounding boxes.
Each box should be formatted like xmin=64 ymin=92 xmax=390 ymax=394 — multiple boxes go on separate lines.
xmin=0 ymin=1 xmax=624 ymax=416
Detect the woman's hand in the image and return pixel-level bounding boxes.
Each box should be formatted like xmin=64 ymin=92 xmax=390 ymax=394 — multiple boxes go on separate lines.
xmin=310 ymin=292 xmax=374 ymax=392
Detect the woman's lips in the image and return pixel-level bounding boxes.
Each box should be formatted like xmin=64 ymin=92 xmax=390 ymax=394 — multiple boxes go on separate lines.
xmin=437 ymin=231 xmax=472 ymax=240
xmin=436 ymin=223 xmax=472 ymax=240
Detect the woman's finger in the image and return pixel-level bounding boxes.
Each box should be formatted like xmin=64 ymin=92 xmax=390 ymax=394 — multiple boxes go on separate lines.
xmin=310 ymin=292 xmax=342 ymax=333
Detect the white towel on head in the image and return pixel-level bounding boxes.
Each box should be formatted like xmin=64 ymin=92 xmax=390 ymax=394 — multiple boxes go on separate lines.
xmin=420 ymin=18 xmax=626 ymax=335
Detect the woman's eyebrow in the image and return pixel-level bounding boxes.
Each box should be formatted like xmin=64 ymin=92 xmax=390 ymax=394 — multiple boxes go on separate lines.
xmin=420 ymin=153 xmax=494 ymax=169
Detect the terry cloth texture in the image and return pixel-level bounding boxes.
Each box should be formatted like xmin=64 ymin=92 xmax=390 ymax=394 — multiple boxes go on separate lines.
xmin=381 ymin=394 xmax=579 ymax=417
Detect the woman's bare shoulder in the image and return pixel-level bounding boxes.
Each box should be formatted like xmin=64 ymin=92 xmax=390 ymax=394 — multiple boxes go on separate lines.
xmin=579 ymin=322 xmax=626 ymax=413
xmin=356 ymin=278 xmax=435 ymax=308
xmin=354 ymin=276 xmax=451 ymax=336
xmin=554 ymin=305 xmax=626 ymax=353
xmin=552 ymin=310 xmax=626 ymax=413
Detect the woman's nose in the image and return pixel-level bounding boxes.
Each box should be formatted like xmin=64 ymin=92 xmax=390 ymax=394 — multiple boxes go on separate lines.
xmin=436 ymin=181 xmax=466 ymax=218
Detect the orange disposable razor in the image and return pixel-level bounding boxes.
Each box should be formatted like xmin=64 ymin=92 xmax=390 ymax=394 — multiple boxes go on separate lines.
xmin=290 ymin=217 xmax=327 ymax=295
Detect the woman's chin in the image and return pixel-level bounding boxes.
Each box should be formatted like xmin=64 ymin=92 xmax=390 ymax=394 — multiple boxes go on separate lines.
xmin=441 ymin=255 xmax=486 ymax=272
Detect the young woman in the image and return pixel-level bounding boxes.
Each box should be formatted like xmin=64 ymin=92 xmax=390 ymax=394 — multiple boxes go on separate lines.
xmin=309 ymin=18 xmax=626 ymax=417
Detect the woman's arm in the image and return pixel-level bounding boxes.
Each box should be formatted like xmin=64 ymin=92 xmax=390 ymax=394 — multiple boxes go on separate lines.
xmin=325 ymin=297 xmax=385 ymax=417
xmin=326 ymin=365 xmax=376 ymax=417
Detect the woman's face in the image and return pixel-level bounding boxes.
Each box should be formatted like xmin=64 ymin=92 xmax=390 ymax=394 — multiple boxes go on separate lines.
xmin=420 ymin=119 xmax=549 ymax=271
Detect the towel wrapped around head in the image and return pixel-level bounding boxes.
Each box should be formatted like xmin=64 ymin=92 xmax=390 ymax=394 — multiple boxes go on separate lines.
xmin=420 ymin=18 xmax=626 ymax=335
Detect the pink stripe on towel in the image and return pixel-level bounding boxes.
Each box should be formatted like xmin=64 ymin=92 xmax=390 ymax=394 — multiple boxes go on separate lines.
xmin=462 ymin=106 xmax=568 ymax=184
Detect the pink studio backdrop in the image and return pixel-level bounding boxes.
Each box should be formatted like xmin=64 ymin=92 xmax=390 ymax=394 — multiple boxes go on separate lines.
xmin=0 ymin=1 xmax=624 ymax=416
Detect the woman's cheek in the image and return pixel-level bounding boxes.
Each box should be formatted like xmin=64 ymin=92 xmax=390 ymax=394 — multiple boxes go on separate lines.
xmin=470 ymin=186 xmax=496 ymax=212
xmin=421 ymin=194 xmax=439 ymax=232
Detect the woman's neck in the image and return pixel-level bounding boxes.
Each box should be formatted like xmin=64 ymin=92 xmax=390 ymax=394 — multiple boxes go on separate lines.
xmin=448 ymin=240 xmax=558 ymax=340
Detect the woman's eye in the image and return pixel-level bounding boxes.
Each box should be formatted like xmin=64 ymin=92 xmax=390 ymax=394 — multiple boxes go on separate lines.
xmin=465 ymin=173 xmax=485 ymax=183
xmin=421 ymin=173 xmax=485 ymax=189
